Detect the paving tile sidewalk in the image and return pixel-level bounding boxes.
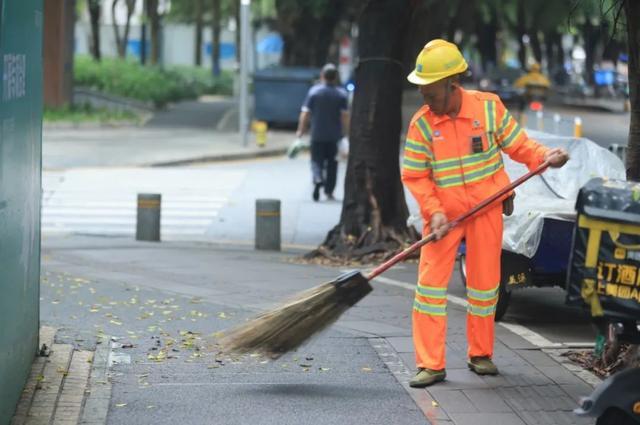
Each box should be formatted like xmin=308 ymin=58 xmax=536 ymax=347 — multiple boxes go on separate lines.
xmin=11 ymin=327 xmax=97 ymax=425
xmin=380 ymin=299 xmax=598 ymax=425
xmin=42 ymin=127 xmax=295 ymax=169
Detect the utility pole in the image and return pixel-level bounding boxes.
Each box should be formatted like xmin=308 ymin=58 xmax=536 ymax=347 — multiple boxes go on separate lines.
xmin=239 ymin=0 xmax=250 ymax=146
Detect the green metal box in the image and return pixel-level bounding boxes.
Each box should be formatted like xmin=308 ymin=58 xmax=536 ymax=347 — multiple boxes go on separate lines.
xmin=0 ymin=0 xmax=43 ymax=423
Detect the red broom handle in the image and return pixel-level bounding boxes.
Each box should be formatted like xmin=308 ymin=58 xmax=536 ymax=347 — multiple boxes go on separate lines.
xmin=366 ymin=161 xmax=551 ymax=281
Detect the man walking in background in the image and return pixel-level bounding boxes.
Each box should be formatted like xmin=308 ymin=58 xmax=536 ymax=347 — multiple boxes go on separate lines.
xmin=296 ymin=63 xmax=350 ymax=201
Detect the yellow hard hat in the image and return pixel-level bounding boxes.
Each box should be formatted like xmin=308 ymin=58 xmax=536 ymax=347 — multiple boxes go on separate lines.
xmin=407 ymin=39 xmax=468 ymax=86
xmin=530 ymin=63 xmax=541 ymax=72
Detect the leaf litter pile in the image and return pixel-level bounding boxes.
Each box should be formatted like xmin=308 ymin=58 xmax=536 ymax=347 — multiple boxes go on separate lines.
xmin=288 ymin=244 xmax=419 ymax=268
xmin=564 ymin=344 xmax=640 ymax=378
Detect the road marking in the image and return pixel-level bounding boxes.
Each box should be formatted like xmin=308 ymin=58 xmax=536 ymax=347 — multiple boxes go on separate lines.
xmin=42 ymin=168 xmax=245 ymax=238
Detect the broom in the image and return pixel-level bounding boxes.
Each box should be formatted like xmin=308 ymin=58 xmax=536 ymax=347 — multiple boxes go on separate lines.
xmin=218 ymin=161 xmax=551 ymax=358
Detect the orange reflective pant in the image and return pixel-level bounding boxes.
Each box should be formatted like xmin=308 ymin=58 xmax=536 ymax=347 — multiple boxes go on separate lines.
xmin=413 ymin=204 xmax=502 ymax=370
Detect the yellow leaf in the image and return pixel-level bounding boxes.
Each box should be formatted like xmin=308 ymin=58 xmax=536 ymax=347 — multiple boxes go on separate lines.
xmin=115 ymin=403 xmax=127 ymax=408
xmin=110 ymin=320 xmax=123 ymax=326
xmin=361 ymin=367 xmax=372 ymax=372
xmin=431 ymin=400 xmax=439 ymax=407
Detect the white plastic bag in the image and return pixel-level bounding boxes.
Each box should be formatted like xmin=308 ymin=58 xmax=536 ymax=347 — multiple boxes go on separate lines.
xmin=287 ymin=138 xmax=306 ymax=159
xmin=337 ymin=137 xmax=349 ymax=161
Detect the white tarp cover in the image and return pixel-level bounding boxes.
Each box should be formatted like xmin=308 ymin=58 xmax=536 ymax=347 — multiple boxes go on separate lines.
xmin=503 ymin=130 xmax=625 ymax=258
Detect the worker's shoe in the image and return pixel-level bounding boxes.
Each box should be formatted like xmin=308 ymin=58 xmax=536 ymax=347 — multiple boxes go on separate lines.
xmin=467 ymin=356 xmax=499 ymax=375
xmin=409 ymin=368 xmax=446 ymax=388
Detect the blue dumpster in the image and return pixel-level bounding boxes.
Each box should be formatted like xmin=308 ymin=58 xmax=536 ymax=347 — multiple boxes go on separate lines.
xmin=253 ymin=67 xmax=320 ymax=125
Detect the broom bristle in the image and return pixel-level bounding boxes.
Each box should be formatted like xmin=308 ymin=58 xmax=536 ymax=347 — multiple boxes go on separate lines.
xmin=218 ymin=272 xmax=372 ymax=358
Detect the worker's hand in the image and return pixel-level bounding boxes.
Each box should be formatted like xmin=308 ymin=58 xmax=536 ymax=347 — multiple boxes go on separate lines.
xmin=430 ymin=212 xmax=449 ymax=240
xmin=544 ymin=147 xmax=569 ymax=168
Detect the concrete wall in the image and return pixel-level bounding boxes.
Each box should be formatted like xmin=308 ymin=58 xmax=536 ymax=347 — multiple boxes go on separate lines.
xmin=0 ymin=0 xmax=43 ymax=423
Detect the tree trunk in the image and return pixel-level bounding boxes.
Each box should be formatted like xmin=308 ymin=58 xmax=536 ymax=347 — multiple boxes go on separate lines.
xmin=147 ymin=0 xmax=160 ymax=64
xmin=87 ymin=0 xmax=101 ymax=61
xmin=111 ymin=0 xmax=125 ymax=57
xmin=582 ymin=21 xmax=600 ymax=87
xmin=211 ymin=0 xmax=221 ymax=75
xmin=194 ymin=0 xmax=203 ymax=65
xmin=276 ymin=0 xmax=343 ymax=67
xmin=475 ymin=3 xmax=498 ymax=74
xmin=403 ymin=1 xmax=448 ymax=71
xmin=122 ymin=0 xmax=136 ymax=58
xmin=625 ymin=0 xmax=640 ymax=181
xmin=313 ymin=2 xmax=345 ymax=66
xmin=516 ymin=0 xmax=527 ymax=69
xmin=529 ymin=31 xmax=542 ymax=64
xmin=309 ymin=0 xmax=418 ymax=261
xmin=446 ymin=0 xmax=467 ymax=43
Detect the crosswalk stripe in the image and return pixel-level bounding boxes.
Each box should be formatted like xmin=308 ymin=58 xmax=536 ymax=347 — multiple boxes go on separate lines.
xmin=41 ymin=168 xmax=245 ymax=239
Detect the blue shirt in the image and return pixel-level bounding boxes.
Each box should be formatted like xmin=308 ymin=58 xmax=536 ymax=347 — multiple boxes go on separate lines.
xmin=302 ymin=83 xmax=348 ymax=142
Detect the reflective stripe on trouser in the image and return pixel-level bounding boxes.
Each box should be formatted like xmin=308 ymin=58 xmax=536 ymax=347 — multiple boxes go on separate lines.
xmin=413 ymin=204 xmax=502 ymax=370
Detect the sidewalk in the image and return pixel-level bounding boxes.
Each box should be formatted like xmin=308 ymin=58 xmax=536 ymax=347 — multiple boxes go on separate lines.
xmin=42 ymin=127 xmax=294 ymax=169
xmin=13 ymin=235 xmax=599 ymax=425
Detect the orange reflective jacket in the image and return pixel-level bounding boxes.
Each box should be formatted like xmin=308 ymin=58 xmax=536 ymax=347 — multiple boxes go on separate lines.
xmin=401 ymin=88 xmax=548 ymax=222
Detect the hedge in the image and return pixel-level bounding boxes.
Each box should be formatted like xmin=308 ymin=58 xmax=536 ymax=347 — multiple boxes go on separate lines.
xmin=74 ymin=56 xmax=234 ymax=108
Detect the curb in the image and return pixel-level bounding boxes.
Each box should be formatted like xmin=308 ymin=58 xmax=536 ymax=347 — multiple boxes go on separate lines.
xmin=149 ymin=147 xmax=289 ymax=166
xmin=79 ymin=336 xmax=112 ymax=425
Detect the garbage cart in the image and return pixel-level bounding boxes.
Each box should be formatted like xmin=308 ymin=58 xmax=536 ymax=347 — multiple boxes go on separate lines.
xmin=457 ymin=132 xmax=626 ymax=321
xmin=567 ymin=178 xmax=640 ymax=425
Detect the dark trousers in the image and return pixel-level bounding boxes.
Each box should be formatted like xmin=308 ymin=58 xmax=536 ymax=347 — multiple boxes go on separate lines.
xmin=310 ymin=140 xmax=338 ymax=195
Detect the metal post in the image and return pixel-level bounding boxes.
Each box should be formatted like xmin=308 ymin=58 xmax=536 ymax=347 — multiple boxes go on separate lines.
xmin=136 ymin=194 xmax=161 ymax=242
xmin=255 ymin=199 xmax=281 ymax=250
xmin=536 ymin=110 xmax=544 ymax=131
xmin=553 ymin=113 xmax=561 ymax=135
xmin=239 ymin=0 xmax=250 ymax=147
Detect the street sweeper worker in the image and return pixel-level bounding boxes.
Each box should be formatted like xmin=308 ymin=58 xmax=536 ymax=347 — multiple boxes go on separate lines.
xmin=401 ymin=39 xmax=569 ymax=388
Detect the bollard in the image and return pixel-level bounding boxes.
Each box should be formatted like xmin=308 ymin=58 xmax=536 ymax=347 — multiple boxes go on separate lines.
xmin=536 ymin=110 xmax=544 ymax=131
xmin=136 ymin=194 xmax=161 ymax=242
xmin=255 ymin=199 xmax=280 ymax=250
xmin=553 ymin=114 xmax=561 ymax=135
xmin=252 ymin=120 xmax=268 ymax=148
xmin=574 ymin=117 xmax=583 ymax=138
